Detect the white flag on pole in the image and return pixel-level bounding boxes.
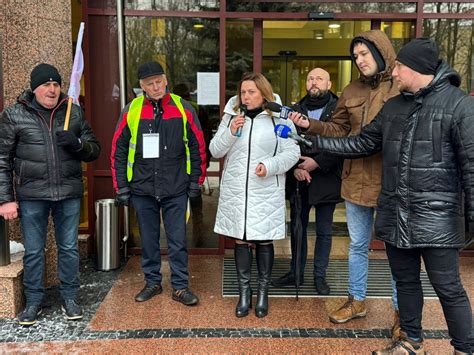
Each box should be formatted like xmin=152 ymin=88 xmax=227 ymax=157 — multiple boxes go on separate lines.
xmin=68 ymin=22 xmax=85 ymax=106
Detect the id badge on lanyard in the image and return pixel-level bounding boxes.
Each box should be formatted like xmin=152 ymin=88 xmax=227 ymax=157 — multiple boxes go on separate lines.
xmin=142 ymin=133 xmax=159 ymax=158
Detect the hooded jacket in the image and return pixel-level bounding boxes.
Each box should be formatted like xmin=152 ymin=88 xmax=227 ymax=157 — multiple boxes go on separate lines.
xmin=0 ymin=90 xmax=100 ymax=203
xmin=305 ymin=30 xmax=399 ymax=207
xmin=210 ymin=95 xmax=300 ymax=241
xmin=313 ymin=61 xmax=474 ymax=248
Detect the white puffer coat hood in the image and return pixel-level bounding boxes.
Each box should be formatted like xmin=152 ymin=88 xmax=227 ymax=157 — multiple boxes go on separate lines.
xmin=210 ymin=95 xmax=300 ymax=240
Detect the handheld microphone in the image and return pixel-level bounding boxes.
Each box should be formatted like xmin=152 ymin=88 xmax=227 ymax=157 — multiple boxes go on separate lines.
xmin=274 ymin=124 xmax=313 ymax=148
xmin=265 ymin=102 xmax=309 ymax=121
xmin=236 ymin=104 xmax=247 ymax=137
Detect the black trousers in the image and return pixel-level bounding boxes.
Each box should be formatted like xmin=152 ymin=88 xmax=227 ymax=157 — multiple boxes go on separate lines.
xmin=131 ymin=194 xmax=189 ymax=290
xmin=386 ymin=243 xmax=473 ymax=352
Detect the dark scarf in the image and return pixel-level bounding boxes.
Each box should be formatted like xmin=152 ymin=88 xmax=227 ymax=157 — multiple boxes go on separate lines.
xmin=305 ymin=92 xmax=331 ymax=111
xmin=246 ymin=107 xmax=263 ymax=119
xmin=31 ymin=96 xmax=54 ymax=127
xmin=31 ymin=97 xmax=55 ymax=127
xmin=31 ymin=97 xmax=54 ymax=113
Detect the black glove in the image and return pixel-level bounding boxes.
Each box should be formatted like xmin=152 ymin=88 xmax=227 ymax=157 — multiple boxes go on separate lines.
xmin=300 ymin=136 xmax=318 ymax=155
xmin=114 ymin=188 xmax=131 ymax=206
xmin=56 ymin=131 xmax=82 ymax=152
xmin=188 ymin=182 xmax=201 ymax=200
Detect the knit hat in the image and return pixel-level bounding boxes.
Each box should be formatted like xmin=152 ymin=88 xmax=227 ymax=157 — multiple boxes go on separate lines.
xmin=30 ymin=63 xmax=62 ymax=92
xmin=396 ymin=38 xmax=440 ymax=75
xmin=350 ymin=37 xmax=385 ymax=74
xmin=138 ymin=61 xmax=165 ymax=80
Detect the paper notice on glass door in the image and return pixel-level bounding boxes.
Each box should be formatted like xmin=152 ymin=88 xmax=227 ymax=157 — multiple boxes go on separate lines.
xmin=197 ymin=72 xmax=219 ymax=105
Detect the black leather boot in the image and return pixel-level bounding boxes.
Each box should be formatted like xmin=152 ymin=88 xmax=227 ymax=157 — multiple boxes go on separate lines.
xmin=255 ymin=243 xmax=274 ymax=318
xmin=234 ymin=244 xmax=253 ymax=317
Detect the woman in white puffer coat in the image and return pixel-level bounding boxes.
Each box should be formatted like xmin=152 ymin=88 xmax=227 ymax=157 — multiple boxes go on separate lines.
xmin=210 ymin=72 xmax=300 ymax=318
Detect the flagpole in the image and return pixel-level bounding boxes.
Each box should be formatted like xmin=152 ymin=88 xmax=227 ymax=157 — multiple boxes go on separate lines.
xmin=64 ymin=97 xmax=73 ymax=131
xmin=64 ymin=22 xmax=85 ymax=131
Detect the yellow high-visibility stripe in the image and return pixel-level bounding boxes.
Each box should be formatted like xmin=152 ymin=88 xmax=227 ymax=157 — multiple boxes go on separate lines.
xmin=170 ymin=93 xmax=191 ymax=175
xmin=126 ymin=95 xmax=144 ymax=182
xmin=126 ymin=94 xmax=191 ymax=182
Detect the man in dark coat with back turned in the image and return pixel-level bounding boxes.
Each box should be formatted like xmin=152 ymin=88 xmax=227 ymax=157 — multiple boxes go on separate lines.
xmin=0 ymin=63 xmax=101 ymax=326
xmin=291 ymin=38 xmax=474 ymax=355
xmin=272 ymin=68 xmax=343 ymax=295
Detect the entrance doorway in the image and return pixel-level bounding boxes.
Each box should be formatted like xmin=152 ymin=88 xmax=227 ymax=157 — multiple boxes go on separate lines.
xmin=261 ymin=20 xmax=371 ymax=104
xmin=261 ymin=19 xmax=414 ymax=103
xmin=263 ymin=56 xmax=353 ymax=105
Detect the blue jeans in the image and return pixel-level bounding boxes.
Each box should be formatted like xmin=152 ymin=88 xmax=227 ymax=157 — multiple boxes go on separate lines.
xmin=19 ymin=198 xmax=81 ymax=305
xmin=346 ymin=201 xmax=398 ymax=308
xmin=290 ymin=190 xmax=336 ymax=279
xmin=131 ymin=194 xmax=189 ymax=290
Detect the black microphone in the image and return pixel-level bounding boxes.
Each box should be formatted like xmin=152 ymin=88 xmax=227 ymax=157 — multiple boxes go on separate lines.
xmin=236 ymin=104 xmax=247 ymax=137
xmin=265 ymin=102 xmax=309 ymax=121
xmin=274 ymin=124 xmax=313 ymax=148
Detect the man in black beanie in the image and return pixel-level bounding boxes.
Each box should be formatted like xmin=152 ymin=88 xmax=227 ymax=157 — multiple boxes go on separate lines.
xmin=295 ymin=37 xmax=474 ymax=355
xmin=30 ymin=63 xmax=62 ymax=92
xmin=0 ymin=63 xmax=100 ymax=326
xmin=396 ymin=37 xmax=440 ymax=76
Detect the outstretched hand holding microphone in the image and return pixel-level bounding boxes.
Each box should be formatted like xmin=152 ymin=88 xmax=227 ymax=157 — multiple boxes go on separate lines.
xmin=288 ymin=111 xmax=310 ymax=129
xmin=264 ymin=101 xmax=313 ymax=147
xmin=263 ymin=101 xmax=310 ymax=129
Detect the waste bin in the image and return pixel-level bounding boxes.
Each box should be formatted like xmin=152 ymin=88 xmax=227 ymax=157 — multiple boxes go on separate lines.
xmin=95 ymin=199 xmax=120 ymax=271
xmin=0 ymin=217 xmax=10 ymax=267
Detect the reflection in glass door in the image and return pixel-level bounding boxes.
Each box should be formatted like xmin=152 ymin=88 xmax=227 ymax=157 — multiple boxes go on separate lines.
xmin=262 ymin=20 xmax=415 ymax=105
xmin=262 ymin=20 xmax=370 ymax=104
xmin=263 ymin=56 xmax=353 ymax=105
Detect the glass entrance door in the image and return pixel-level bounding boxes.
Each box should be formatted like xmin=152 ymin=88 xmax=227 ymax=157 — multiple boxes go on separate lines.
xmin=262 ymin=19 xmax=414 ymax=105
xmin=262 ymin=19 xmax=371 ymax=104
xmin=263 ymin=56 xmax=353 ymax=105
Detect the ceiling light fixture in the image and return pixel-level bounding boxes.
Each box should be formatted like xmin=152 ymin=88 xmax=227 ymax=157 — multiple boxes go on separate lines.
xmin=314 ymin=29 xmax=324 ymax=40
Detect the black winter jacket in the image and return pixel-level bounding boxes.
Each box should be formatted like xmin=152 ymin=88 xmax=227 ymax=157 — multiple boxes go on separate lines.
xmin=111 ymin=94 xmax=206 ymax=198
xmin=0 ymin=91 xmax=101 ymax=203
xmin=286 ymin=92 xmax=343 ymax=206
xmin=313 ymin=61 xmax=474 ymax=248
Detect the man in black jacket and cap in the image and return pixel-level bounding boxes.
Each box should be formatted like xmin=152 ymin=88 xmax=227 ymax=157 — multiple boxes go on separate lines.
xmin=291 ymin=38 xmax=474 ymax=355
xmin=272 ymin=68 xmax=343 ymax=295
xmin=111 ymin=61 xmax=206 ymax=306
xmin=0 ymin=63 xmax=101 ymax=326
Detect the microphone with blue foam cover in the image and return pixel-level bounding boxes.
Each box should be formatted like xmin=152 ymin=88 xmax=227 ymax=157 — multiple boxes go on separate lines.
xmin=274 ymin=124 xmax=313 ymax=148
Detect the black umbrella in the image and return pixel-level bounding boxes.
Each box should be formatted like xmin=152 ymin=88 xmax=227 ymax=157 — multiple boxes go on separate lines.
xmin=290 ymin=180 xmax=304 ymax=300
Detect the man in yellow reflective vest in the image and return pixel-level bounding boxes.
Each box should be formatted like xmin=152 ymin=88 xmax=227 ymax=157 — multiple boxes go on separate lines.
xmin=111 ymin=61 xmax=207 ymax=305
